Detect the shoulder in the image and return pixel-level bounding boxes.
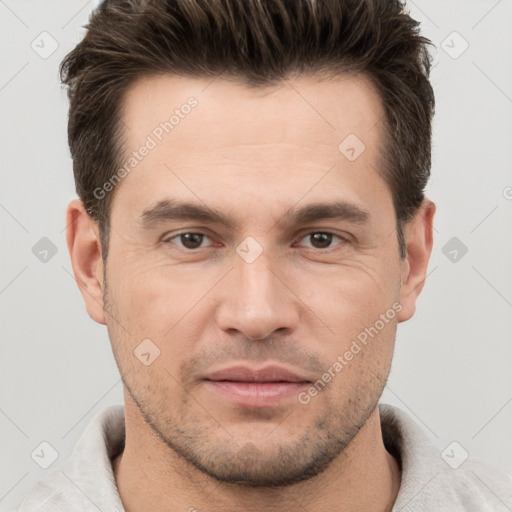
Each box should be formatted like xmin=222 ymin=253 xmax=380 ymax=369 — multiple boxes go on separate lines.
xmin=12 ymin=405 xmax=125 ymax=512
xmin=379 ymin=403 xmax=512 ymax=512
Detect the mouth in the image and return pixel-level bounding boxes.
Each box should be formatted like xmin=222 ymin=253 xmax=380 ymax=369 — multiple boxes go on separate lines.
xmin=202 ymin=365 xmax=312 ymax=407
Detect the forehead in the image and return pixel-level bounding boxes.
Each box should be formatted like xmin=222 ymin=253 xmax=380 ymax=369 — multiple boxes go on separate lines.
xmin=120 ymin=72 xmax=385 ymax=147
xmin=113 ymin=73 xmax=390 ymax=223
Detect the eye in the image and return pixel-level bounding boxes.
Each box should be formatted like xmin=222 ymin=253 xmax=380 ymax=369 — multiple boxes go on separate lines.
xmin=296 ymin=232 xmax=346 ymax=250
xmin=165 ymin=232 xmax=213 ymax=250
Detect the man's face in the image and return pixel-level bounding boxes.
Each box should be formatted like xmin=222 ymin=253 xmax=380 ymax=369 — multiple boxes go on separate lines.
xmin=101 ymin=74 xmax=407 ymax=485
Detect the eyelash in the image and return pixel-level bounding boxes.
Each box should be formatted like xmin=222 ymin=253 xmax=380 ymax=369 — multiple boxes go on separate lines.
xmin=162 ymin=231 xmax=348 ymax=251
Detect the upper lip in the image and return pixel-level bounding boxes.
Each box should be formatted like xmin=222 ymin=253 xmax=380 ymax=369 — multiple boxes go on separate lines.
xmin=203 ymin=365 xmax=311 ymax=383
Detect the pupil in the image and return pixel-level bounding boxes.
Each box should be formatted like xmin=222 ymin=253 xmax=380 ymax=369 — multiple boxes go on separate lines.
xmin=311 ymin=232 xmax=332 ymax=248
xmin=181 ymin=233 xmax=203 ymax=249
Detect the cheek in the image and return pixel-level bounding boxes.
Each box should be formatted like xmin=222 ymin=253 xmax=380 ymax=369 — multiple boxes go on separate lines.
xmin=288 ymin=261 xmax=401 ymax=382
xmin=109 ymin=262 xmax=218 ymax=353
xmin=295 ymin=259 xmax=400 ymax=328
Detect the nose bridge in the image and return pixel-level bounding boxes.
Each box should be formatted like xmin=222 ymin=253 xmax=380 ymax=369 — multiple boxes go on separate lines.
xmin=216 ymin=243 xmax=299 ymax=340
xmin=238 ymin=250 xmax=279 ymax=307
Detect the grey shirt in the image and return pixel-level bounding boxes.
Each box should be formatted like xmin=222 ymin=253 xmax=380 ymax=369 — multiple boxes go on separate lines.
xmin=11 ymin=404 xmax=512 ymax=511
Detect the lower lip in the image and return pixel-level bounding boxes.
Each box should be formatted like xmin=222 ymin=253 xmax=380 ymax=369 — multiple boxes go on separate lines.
xmin=203 ymin=380 xmax=309 ymax=407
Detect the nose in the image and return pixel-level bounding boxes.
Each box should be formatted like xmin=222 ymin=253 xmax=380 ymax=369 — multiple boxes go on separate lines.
xmin=215 ymin=250 xmax=300 ymax=341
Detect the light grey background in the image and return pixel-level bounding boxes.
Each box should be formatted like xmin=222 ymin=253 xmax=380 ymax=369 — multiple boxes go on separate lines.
xmin=1 ymin=0 xmax=511 ymax=509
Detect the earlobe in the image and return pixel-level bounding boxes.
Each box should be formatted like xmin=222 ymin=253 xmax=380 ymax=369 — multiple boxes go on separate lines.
xmin=397 ymin=200 xmax=436 ymax=323
xmin=66 ymin=199 xmax=106 ymax=325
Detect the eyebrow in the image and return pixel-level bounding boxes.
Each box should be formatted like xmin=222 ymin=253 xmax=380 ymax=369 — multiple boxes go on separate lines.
xmin=138 ymin=199 xmax=370 ymax=230
xmin=138 ymin=200 xmax=235 ymax=230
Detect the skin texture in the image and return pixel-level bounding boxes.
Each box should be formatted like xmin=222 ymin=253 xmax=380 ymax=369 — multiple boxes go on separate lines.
xmin=66 ymin=74 xmax=435 ymax=512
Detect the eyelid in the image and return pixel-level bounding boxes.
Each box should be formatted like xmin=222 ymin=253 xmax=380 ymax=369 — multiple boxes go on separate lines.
xmin=294 ymin=231 xmax=348 ymax=249
xmin=162 ymin=230 xmax=216 ymax=249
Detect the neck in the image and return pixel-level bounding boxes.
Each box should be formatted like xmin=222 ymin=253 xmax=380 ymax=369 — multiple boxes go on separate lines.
xmin=113 ymin=396 xmax=401 ymax=512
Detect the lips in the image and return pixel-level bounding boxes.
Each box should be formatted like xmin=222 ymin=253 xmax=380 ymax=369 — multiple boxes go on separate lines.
xmin=204 ymin=365 xmax=311 ymax=384
xmin=202 ymin=365 xmax=311 ymax=407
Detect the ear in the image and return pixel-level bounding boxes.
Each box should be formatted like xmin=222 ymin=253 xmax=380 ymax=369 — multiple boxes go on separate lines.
xmin=397 ymin=199 xmax=436 ymax=323
xmin=66 ymin=199 xmax=106 ymax=325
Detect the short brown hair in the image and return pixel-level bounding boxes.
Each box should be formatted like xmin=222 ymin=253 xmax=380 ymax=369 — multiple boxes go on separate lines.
xmin=60 ymin=0 xmax=435 ymax=260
